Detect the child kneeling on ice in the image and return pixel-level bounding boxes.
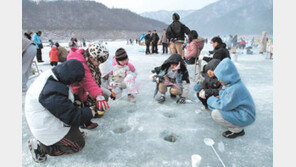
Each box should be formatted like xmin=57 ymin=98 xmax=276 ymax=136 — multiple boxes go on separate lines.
xmin=111 ymin=48 xmax=137 ymax=102
xmin=207 ymin=58 xmax=256 ymax=138
xmin=150 ymin=53 xmax=190 ymax=104
xmin=25 ymin=60 xmax=101 ymax=163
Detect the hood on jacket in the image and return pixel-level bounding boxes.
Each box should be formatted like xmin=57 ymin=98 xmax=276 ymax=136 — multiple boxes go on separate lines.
xmin=161 ymin=54 xmax=186 ymax=72
xmin=52 ymin=59 xmax=85 ymax=85
xmin=214 ymin=58 xmax=240 ymax=85
xmin=204 ymin=59 xmax=221 ymax=72
xmin=172 ymin=13 xmax=180 ymax=21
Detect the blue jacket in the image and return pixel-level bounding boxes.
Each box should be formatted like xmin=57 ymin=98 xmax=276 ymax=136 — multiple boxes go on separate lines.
xmin=33 ymin=33 xmax=42 ymax=49
xmin=207 ymin=58 xmax=256 ymax=127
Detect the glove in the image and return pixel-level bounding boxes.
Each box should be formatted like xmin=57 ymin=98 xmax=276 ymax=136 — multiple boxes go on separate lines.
xmin=155 ymin=76 xmax=164 ymax=83
xmin=198 ymin=54 xmax=205 ymax=61
xmin=96 ymin=96 xmax=109 ymax=111
xmin=176 ymin=96 xmax=186 ymax=104
xmin=110 ymin=90 xmax=116 ymax=100
xmin=199 ymin=89 xmax=206 ymax=99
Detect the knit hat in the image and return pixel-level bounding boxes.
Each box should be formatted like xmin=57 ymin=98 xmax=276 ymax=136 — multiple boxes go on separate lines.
xmin=115 ymin=48 xmax=128 ymax=61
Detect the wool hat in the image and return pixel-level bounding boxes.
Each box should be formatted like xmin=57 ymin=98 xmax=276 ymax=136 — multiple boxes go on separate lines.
xmin=115 ymin=48 xmax=128 ymax=61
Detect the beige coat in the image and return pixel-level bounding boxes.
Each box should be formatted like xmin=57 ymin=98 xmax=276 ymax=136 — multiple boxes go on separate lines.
xmin=22 ymin=37 xmax=33 ymax=53
xmin=260 ymin=31 xmax=267 ymax=53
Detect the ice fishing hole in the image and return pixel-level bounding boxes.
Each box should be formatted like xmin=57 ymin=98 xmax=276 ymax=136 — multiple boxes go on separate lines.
xmin=112 ymin=126 xmax=131 ymax=134
xmin=163 ymin=112 xmax=176 ymax=118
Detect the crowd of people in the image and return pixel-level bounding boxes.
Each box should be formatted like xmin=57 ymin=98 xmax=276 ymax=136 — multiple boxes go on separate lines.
xmin=22 ymin=12 xmax=271 ymax=163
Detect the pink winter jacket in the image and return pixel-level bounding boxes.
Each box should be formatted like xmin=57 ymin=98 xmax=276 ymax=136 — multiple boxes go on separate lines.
xmin=67 ymin=47 xmax=103 ymax=102
xmin=185 ymin=39 xmax=205 ymax=60
xmin=111 ymin=57 xmax=136 ymax=72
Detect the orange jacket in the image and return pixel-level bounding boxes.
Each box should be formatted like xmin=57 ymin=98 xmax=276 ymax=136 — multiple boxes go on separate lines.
xmin=49 ymin=46 xmax=59 ymax=62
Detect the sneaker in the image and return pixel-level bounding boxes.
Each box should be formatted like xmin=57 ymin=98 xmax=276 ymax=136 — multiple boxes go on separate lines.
xmin=222 ymin=130 xmax=245 ymax=139
xmin=80 ymin=121 xmax=98 ymax=130
xmin=157 ymin=96 xmax=166 ymax=103
xmin=37 ymin=60 xmax=44 ymax=63
xmin=28 ymin=138 xmax=47 ymax=163
xmin=128 ymin=94 xmax=136 ymax=103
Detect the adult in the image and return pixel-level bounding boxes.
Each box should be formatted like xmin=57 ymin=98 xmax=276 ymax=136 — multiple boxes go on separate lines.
xmin=67 ymin=42 xmax=110 ymax=129
xmin=144 ymin=30 xmax=152 ymax=54
xmin=25 ymin=60 xmax=95 ymax=163
xmin=166 ymin=13 xmax=190 ymax=57
xmin=231 ymin=35 xmax=238 ymax=54
xmin=22 ymin=36 xmax=36 ymax=92
xmin=199 ymin=36 xmax=230 ymax=63
xmin=33 ymin=31 xmax=44 ymax=62
xmin=259 ymin=31 xmax=267 ymax=54
xmin=226 ymin=35 xmax=233 ymax=50
xmin=161 ymin=29 xmax=169 ymax=54
xmin=55 ymin=42 xmax=69 ymax=62
xmin=24 ymin=31 xmax=33 ymax=40
xmin=184 ymin=30 xmax=204 ymax=65
xmin=151 ymin=30 xmax=160 ymax=54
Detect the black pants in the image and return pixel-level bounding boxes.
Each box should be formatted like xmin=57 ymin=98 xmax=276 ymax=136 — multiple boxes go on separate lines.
xmin=39 ymin=126 xmax=85 ymax=156
xmin=152 ymin=43 xmax=158 ymax=53
xmin=36 ymin=48 xmax=43 ymax=62
xmin=162 ymin=43 xmax=168 ymax=54
xmin=197 ymin=93 xmax=208 ymax=109
xmin=50 ymin=62 xmax=58 ymax=66
xmin=145 ymin=43 xmax=150 ymax=54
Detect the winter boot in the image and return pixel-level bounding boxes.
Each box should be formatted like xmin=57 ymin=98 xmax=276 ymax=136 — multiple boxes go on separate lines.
xmin=80 ymin=121 xmax=98 ymax=130
xmin=157 ymin=96 xmax=166 ymax=103
xmin=222 ymin=130 xmax=245 ymax=139
xmin=28 ymin=138 xmax=47 ymax=163
xmin=128 ymin=94 xmax=136 ymax=103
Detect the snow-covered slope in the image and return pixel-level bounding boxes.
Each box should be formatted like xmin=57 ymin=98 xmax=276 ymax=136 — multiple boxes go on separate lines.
xmin=22 ymin=41 xmax=273 ymax=166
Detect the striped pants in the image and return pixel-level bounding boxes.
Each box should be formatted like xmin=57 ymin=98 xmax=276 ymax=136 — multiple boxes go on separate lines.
xmin=39 ymin=126 xmax=85 ymax=156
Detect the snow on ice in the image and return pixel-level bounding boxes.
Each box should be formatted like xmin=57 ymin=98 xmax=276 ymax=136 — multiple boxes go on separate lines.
xmin=22 ymin=41 xmax=273 ymax=166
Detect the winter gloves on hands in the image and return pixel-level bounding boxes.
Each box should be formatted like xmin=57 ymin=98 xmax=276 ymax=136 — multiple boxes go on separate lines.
xmin=96 ymin=96 xmax=109 ymax=111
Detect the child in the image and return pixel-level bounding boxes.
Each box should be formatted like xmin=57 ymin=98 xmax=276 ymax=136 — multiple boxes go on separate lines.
xmin=99 ymin=57 xmax=116 ymax=101
xmin=111 ymin=48 xmax=137 ymax=102
xmin=150 ymin=53 xmax=190 ymax=104
xmin=49 ymin=45 xmax=59 ymax=66
xmin=207 ymin=58 xmax=256 ymax=138
xmin=196 ymin=59 xmax=222 ymax=109
xmin=25 ymin=60 xmax=99 ymax=163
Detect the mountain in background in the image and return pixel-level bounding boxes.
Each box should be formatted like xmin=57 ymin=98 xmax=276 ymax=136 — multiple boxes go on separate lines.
xmin=22 ymin=0 xmax=168 ymax=40
xmin=140 ymin=0 xmax=273 ymax=36
xmin=140 ymin=10 xmax=195 ymax=24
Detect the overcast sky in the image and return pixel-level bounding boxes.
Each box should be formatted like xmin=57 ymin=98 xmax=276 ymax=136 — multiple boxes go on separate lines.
xmin=95 ymin=0 xmax=219 ymax=14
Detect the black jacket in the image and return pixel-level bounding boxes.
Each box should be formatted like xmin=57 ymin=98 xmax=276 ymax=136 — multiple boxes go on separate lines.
xmin=145 ymin=34 xmax=152 ymax=44
xmin=199 ymin=59 xmax=222 ymax=98
xmin=152 ymin=54 xmax=190 ymax=84
xmin=204 ymin=43 xmax=230 ymax=62
xmin=166 ymin=21 xmax=190 ymax=42
xmin=39 ymin=60 xmax=93 ymax=126
xmin=151 ymin=33 xmax=160 ymax=44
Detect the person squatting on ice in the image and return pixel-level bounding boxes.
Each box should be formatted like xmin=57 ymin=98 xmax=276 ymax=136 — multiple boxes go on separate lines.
xmin=195 ymin=59 xmax=222 ymax=110
xmin=111 ymin=48 xmax=137 ymax=103
xmin=67 ymin=42 xmax=112 ymax=130
xmin=150 ymin=53 xmax=190 ymax=104
xmin=25 ymin=60 xmax=102 ymax=163
xmin=207 ymin=58 xmax=256 ymax=138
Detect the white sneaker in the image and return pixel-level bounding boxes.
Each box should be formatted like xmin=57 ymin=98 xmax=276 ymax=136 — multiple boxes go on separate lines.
xmin=28 ymin=138 xmax=47 ymax=163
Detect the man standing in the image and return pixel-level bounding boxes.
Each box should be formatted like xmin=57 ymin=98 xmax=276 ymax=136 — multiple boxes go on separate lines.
xmin=22 ymin=36 xmax=36 ymax=92
xmin=151 ymin=30 xmax=160 ymax=54
xmin=33 ymin=31 xmax=44 ymax=63
xmin=161 ymin=29 xmax=169 ymax=54
xmin=145 ymin=30 xmax=152 ymax=54
xmin=166 ymin=13 xmax=190 ymax=58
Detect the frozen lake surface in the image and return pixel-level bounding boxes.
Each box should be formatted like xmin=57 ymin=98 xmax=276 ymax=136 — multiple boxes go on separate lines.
xmin=22 ymin=41 xmax=273 ymax=167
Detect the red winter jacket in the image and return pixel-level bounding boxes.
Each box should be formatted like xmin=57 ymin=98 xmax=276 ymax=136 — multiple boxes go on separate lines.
xmin=49 ymin=46 xmax=59 ymax=62
xmin=185 ymin=39 xmax=205 ymax=60
xmin=67 ymin=47 xmax=103 ymax=102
